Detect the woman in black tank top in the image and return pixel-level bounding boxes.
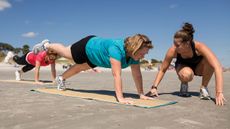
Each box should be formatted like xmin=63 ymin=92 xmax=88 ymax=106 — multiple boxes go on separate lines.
xmin=175 ymin=41 xmax=203 ymax=73
xmin=147 ymin=23 xmax=225 ymax=106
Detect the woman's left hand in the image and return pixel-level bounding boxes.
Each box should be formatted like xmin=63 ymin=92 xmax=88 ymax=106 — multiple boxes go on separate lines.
xmin=140 ymin=94 xmax=154 ymax=100
xmin=216 ymin=92 xmax=226 ymax=106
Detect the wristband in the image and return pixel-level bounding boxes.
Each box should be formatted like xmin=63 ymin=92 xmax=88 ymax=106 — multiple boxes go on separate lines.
xmin=151 ymin=85 xmax=157 ymax=90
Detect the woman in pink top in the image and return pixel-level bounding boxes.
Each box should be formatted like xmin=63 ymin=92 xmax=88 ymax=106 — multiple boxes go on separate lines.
xmin=13 ymin=50 xmax=58 ymax=84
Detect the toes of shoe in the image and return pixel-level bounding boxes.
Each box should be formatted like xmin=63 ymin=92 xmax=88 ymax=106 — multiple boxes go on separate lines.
xmin=200 ymin=96 xmax=211 ymax=100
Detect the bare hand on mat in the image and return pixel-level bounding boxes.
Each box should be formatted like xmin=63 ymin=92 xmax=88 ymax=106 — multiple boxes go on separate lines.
xmin=216 ymin=92 xmax=226 ymax=106
xmin=145 ymin=88 xmax=159 ymax=97
xmin=117 ymin=97 xmax=134 ymax=105
xmin=140 ymin=94 xmax=154 ymax=100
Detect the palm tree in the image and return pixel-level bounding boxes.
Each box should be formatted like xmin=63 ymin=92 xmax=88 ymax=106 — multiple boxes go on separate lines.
xmin=22 ymin=44 xmax=30 ymax=54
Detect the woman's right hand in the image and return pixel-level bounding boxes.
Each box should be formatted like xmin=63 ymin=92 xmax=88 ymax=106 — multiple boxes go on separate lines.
xmin=145 ymin=88 xmax=159 ymax=97
xmin=216 ymin=92 xmax=226 ymax=106
xmin=117 ymin=97 xmax=134 ymax=105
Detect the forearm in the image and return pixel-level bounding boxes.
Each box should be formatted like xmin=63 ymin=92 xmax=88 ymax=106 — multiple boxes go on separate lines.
xmin=153 ymin=70 xmax=166 ymax=87
xmin=136 ymin=81 xmax=144 ymax=95
xmin=50 ymin=64 xmax=56 ymax=81
xmin=215 ymin=68 xmax=223 ymax=93
xmin=133 ymin=74 xmax=144 ymax=95
xmin=110 ymin=58 xmax=124 ymax=101
xmin=113 ymin=76 xmax=124 ymax=99
xmin=51 ymin=70 xmax=56 ymax=81
xmin=34 ymin=68 xmax=40 ymax=82
xmin=152 ymin=58 xmax=170 ymax=88
xmin=131 ymin=65 xmax=144 ymax=95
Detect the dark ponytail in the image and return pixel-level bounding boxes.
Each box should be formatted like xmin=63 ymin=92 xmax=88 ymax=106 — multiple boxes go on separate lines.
xmin=174 ymin=22 xmax=195 ymax=42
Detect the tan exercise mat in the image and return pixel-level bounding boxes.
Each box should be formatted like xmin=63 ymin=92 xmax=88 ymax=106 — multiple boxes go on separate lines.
xmin=0 ymin=79 xmax=53 ymax=85
xmin=33 ymin=88 xmax=177 ymax=108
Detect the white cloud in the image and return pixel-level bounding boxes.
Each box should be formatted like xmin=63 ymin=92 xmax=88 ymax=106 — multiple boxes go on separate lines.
xmin=0 ymin=0 xmax=11 ymax=11
xmin=169 ymin=4 xmax=178 ymax=9
xmin=21 ymin=32 xmax=38 ymax=38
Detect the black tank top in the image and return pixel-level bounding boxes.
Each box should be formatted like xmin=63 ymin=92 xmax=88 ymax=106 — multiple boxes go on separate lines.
xmin=175 ymin=41 xmax=203 ymax=70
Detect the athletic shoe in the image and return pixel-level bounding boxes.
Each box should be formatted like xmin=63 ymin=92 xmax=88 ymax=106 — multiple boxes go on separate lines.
xmin=32 ymin=39 xmax=50 ymax=54
xmin=179 ymin=83 xmax=191 ymax=97
xmin=200 ymin=87 xmax=211 ymax=100
xmin=15 ymin=70 xmax=21 ymax=81
xmin=4 ymin=51 xmax=15 ymax=64
xmin=56 ymin=76 xmax=66 ymax=90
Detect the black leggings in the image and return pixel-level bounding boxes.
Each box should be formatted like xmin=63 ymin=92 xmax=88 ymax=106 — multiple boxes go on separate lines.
xmin=13 ymin=54 xmax=35 ymax=73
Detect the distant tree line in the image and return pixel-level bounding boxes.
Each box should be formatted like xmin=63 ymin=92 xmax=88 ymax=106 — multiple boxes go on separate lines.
xmin=0 ymin=42 xmax=30 ymax=62
xmin=140 ymin=58 xmax=162 ymax=64
xmin=0 ymin=42 xmax=30 ymax=55
xmin=139 ymin=58 xmax=162 ymax=67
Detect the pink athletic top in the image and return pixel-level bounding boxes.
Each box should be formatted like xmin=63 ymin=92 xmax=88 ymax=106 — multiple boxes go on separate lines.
xmin=26 ymin=51 xmax=55 ymax=66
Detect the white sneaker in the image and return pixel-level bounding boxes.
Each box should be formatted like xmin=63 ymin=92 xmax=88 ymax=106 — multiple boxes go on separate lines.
xmin=32 ymin=39 xmax=50 ymax=54
xmin=4 ymin=51 xmax=15 ymax=64
xmin=56 ymin=76 xmax=66 ymax=91
xmin=179 ymin=83 xmax=191 ymax=97
xmin=200 ymin=87 xmax=211 ymax=100
xmin=15 ymin=70 xmax=22 ymax=81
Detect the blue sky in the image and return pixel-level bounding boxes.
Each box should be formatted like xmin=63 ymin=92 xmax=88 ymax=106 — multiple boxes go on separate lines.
xmin=0 ymin=0 xmax=230 ymax=66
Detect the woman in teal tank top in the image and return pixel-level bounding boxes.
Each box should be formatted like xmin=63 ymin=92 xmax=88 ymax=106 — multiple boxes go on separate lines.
xmin=33 ymin=34 xmax=153 ymax=104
